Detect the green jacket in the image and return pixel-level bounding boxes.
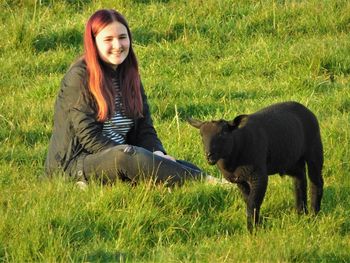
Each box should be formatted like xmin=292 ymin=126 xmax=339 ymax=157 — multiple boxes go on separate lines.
xmin=45 ymin=59 xmax=166 ymax=175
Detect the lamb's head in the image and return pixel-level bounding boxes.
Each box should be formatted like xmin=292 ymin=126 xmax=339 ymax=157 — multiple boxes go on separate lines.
xmin=188 ymin=118 xmax=238 ymax=165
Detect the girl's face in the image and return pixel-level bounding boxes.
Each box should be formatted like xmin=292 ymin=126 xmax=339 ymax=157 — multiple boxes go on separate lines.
xmin=95 ymin=21 xmax=130 ymax=69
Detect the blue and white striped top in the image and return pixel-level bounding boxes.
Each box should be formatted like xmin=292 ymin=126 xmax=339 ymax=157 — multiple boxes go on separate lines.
xmin=102 ymin=77 xmax=134 ymax=144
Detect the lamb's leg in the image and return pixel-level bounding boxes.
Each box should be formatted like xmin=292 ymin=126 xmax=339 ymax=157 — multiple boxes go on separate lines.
xmin=293 ymin=173 xmax=308 ymax=214
xmin=306 ymin=141 xmax=324 ymax=214
xmin=287 ymin=162 xmax=308 ymax=214
xmin=237 ymin=182 xmax=250 ymax=203
xmin=246 ymin=173 xmax=268 ymax=233
xmin=307 ymin=160 xmax=323 ymax=213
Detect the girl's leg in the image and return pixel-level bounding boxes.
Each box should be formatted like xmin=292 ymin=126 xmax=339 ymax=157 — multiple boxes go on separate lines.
xmin=176 ymin=160 xmax=202 ymax=171
xmin=80 ymin=145 xmax=203 ymax=186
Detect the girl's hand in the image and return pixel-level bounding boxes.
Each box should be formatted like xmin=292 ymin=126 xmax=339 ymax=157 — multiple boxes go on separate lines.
xmin=153 ymin=151 xmax=176 ymax=162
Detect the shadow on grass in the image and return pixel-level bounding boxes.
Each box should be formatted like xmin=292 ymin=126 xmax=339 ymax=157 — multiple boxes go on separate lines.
xmin=289 ymin=251 xmax=350 ymax=262
xmin=1 ymin=127 xmax=50 ymax=149
xmin=33 ymin=28 xmax=82 ymax=52
xmin=322 ymin=185 xmax=345 ymax=213
xmin=322 ymin=185 xmax=350 ymax=236
xmin=339 ymin=99 xmax=350 ymax=113
xmin=48 ymin=216 xmax=131 ymax=256
xmin=130 ymin=0 xmax=170 ymax=4
xmin=21 ymin=129 xmax=51 ymax=147
xmin=217 ymin=90 xmax=259 ymax=100
xmin=153 ymin=90 xmax=259 ymax=120
xmin=153 ymin=103 xmax=226 ymax=120
xmin=133 ymin=24 xmax=183 ymax=45
xmin=84 ymin=250 xmax=129 ymax=262
xmin=0 ymin=129 xmax=50 ymax=166
xmin=33 ymin=0 xmax=92 ymax=10
xmin=133 ymin=23 xmax=209 ymax=45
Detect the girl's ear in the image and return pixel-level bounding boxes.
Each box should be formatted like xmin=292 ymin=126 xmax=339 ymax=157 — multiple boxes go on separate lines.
xmin=187 ymin=118 xmax=204 ymax=129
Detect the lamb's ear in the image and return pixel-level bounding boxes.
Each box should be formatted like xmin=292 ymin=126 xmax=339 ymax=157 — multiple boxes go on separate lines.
xmin=227 ymin=114 xmax=248 ymax=129
xmin=187 ymin=118 xmax=204 ymax=129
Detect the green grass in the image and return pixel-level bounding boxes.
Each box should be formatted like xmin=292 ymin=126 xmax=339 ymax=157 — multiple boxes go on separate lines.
xmin=1 ymin=0 xmax=350 ymax=262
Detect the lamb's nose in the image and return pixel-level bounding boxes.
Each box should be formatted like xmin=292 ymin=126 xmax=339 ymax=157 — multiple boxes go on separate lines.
xmin=206 ymin=152 xmax=213 ymax=160
xmin=205 ymin=152 xmax=217 ymax=165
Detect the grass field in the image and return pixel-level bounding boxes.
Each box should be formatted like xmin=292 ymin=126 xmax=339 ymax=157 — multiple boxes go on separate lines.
xmin=1 ymin=0 xmax=350 ymax=262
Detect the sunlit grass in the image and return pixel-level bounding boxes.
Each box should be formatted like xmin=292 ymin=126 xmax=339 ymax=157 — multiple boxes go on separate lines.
xmin=1 ymin=0 xmax=350 ymax=262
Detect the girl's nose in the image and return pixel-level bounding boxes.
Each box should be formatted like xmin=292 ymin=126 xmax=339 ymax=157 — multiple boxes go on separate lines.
xmin=112 ymin=38 xmax=121 ymax=49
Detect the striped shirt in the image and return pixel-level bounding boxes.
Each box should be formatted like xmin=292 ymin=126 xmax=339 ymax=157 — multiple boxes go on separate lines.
xmin=102 ymin=77 xmax=134 ymax=144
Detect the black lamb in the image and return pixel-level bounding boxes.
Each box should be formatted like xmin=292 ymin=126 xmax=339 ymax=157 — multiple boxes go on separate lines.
xmin=188 ymin=101 xmax=324 ymax=232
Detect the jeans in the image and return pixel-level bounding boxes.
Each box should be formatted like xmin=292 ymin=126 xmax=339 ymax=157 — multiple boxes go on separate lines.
xmin=69 ymin=145 xmax=204 ymax=186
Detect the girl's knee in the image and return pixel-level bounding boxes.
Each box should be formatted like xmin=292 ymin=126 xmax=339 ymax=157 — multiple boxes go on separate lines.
xmin=111 ymin=145 xmax=148 ymax=164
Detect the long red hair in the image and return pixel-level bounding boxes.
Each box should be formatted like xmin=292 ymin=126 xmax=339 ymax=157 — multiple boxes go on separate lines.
xmin=84 ymin=9 xmax=142 ymax=121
